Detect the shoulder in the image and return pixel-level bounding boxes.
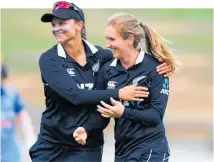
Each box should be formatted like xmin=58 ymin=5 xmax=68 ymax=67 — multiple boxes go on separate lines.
xmin=2 ymin=84 xmax=20 ymax=97
xmin=99 ymin=58 xmax=114 ymax=74
xmin=143 ymin=54 xmax=167 ymax=80
xmin=143 ymin=53 xmax=161 ymax=70
xmin=39 ymin=45 xmax=58 ymax=64
xmin=94 ymin=45 xmax=113 ymax=61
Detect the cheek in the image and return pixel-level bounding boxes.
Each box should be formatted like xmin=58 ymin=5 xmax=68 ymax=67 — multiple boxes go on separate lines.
xmin=62 ymin=24 xmax=74 ymax=31
xmin=113 ymin=41 xmax=122 ymax=49
xmin=52 ymin=24 xmax=74 ymax=34
xmin=52 ymin=26 xmax=62 ymax=32
xmin=110 ymin=41 xmax=118 ymax=48
xmin=52 ymin=26 xmax=61 ymax=35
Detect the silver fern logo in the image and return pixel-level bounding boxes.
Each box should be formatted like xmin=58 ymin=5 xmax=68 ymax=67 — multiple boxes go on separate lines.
xmin=133 ymin=76 xmax=146 ymax=84
xmin=92 ymin=60 xmax=100 ymax=73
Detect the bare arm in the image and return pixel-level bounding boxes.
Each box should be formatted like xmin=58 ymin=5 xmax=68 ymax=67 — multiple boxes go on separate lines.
xmin=16 ymin=110 xmax=37 ymax=149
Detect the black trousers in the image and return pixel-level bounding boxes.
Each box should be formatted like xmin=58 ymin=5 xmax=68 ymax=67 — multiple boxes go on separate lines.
xmin=29 ymin=139 xmax=103 ymax=162
xmin=115 ymin=149 xmax=170 ymax=162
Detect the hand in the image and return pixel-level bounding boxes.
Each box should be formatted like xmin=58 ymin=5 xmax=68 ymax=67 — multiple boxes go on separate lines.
xmin=73 ymin=127 xmax=87 ymax=145
xmin=119 ymin=83 xmax=149 ymax=101
xmin=156 ymin=61 xmax=174 ymax=77
xmin=97 ymin=97 xmax=125 ymax=118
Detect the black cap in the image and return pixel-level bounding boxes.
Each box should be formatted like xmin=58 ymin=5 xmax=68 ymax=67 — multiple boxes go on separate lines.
xmin=41 ymin=3 xmax=85 ymax=23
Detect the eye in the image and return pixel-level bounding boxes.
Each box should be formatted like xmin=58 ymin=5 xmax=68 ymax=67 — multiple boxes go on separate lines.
xmin=107 ymin=37 xmax=115 ymax=41
xmin=59 ymin=21 xmax=67 ymax=26
xmin=51 ymin=23 xmax=56 ymax=27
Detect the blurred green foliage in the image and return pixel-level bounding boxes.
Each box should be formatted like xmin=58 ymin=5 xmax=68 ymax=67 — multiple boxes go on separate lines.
xmin=1 ymin=9 xmax=213 ymax=73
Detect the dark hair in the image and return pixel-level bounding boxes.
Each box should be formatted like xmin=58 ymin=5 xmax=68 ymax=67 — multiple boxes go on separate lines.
xmin=1 ymin=63 xmax=8 ymax=80
xmin=81 ymin=25 xmax=87 ymax=40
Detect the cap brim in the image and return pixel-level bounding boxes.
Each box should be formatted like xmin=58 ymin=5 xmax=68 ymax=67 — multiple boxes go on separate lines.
xmin=41 ymin=13 xmax=54 ymax=22
xmin=41 ymin=13 xmax=70 ymax=22
xmin=41 ymin=9 xmax=82 ymax=22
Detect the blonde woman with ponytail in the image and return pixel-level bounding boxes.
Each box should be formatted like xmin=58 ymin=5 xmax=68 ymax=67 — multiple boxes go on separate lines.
xmin=97 ymin=12 xmax=174 ymax=161
xmin=73 ymin=12 xmax=178 ymax=162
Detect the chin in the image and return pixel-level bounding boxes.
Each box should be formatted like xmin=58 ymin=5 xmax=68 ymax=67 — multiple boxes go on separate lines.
xmin=112 ymin=53 xmax=120 ymax=59
xmin=56 ymin=39 xmax=65 ymax=44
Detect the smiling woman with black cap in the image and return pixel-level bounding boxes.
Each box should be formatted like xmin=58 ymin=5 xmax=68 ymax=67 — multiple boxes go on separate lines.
xmin=29 ymin=1 xmax=174 ymax=162
xmin=29 ymin=1 xmax=151 ymax=162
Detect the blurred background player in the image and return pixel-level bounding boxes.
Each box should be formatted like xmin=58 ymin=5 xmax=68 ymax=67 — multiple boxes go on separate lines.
xmin=1 ymin=61 xmax=36 ymax=162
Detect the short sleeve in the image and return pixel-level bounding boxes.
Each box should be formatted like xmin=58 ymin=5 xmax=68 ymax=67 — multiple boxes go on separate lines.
xmin=14 ymin=91 xmax=25 ymax=114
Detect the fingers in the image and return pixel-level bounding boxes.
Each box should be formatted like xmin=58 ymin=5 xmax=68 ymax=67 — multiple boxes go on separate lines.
xmin=76 ymin=129 xmax=83 ymax=134
xmin=110 ymin=97 xmax=120 ymax=106
xmin=97 ymin=105 xmax=114 ymax=118
xmin=134 ymin=87 xmax=149 ymax=97
xmin=78 ymin=140 xmax=86 ymax=145
xmin=74 ymin=132 xmax=86 ymax=145
xmin=132 ymin=83 xmax=138 ymax=86
xmin=164 ymin=72 xmax=173 ymax=77
xmin=97 ymin=105 xmax=111 ymax=114
xmin=129 ymin=98 xmax=144 ymax=102
xmin=157 ymin=57 xmax=164 ymax=62
xmin=157 ymin=62 xmax=168 ymax=70
xmin=73 ymin=127 xmax=87 ymax=145
xmin=97 ymin=108 xmax=112 ymax=118
xmin=157 ymin=64 xmax=171 ymax=72
xmin=158 ymin=68 xmax=172 ymax=75
xmin=75 ymin=137 xmax=86 ymax=145
xmin=75 ymin=136 xmax=83 ymax=142
xmin=157 ymin=63 xmax=173 ymax=75
xmin=100 ymin=101 xmax=112 ymax=109
xmin=73 ymin=127 xmax=85 ymax=137
xmin=135 ymin=86 xmax=148 ymax=91
xmin=73 ymin=132 xmax=78 ymax=138
xmin=101 ymin=113 xmax=111 ymax=118
xmin=134 ymin=93 xmax=148 ymax=98
xmin=73 ymin=128 xmax=80 ymax=138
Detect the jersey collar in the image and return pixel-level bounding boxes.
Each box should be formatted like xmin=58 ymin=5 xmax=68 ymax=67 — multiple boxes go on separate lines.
xmin=110 ymin=49 xmax=145 ymax=67
xmin=57 ymin=39 xmax=98 ymax=58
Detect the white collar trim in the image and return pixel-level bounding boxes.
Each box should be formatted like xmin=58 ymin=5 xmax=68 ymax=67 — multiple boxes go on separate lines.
xmin=57 ymin=39 xmax=98 ymax=58
xmin=110 ymin=49 xmax=145 ymax=67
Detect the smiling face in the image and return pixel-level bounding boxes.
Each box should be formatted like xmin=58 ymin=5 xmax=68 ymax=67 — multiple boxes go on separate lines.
xmin=105 ymin=25 xmax=131 ymax=59
xmin=51 ymin=17 xmax=82 ymax=43
xmin=106 ymin=13 xmax=146 ymax=59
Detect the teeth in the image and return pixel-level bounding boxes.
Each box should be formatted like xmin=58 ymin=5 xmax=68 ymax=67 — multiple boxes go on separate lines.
xmin=56 ymin=33 xmax=63 ymax=36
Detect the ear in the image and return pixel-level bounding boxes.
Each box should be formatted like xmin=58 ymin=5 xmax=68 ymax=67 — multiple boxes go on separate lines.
xmin=127 ymin=35 xmax=135 ymax=46
xmin=76 ymin=21 xmax=84 ymax=31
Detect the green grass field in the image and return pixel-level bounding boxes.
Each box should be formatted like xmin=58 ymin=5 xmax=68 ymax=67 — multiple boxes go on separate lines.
xmin=1 ymin=9 xmax=213 ymax=72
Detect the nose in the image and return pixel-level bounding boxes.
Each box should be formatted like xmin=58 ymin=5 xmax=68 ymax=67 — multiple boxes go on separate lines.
xmin=106 ymin=40 xmax=112 ymax=49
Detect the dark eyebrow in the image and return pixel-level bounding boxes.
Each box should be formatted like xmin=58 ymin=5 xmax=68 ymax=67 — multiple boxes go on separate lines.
xmin=106 ymin=37 xmax=115 ymax=40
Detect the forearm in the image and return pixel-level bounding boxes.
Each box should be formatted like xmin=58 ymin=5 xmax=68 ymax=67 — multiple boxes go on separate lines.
xmin=121 ymin=107 xmax=162 ymax=126
xmin=83 ymin=112 xmax=110 ymax=134
xmin=17 ymin=111 xmax=37 ymax=148
xmin=49 ymin=84 xmax=119 ymax=105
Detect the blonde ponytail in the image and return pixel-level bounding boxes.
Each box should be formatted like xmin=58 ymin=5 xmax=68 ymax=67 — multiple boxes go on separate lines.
xmin=141 ymin=24 xmax=178 ymax=71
